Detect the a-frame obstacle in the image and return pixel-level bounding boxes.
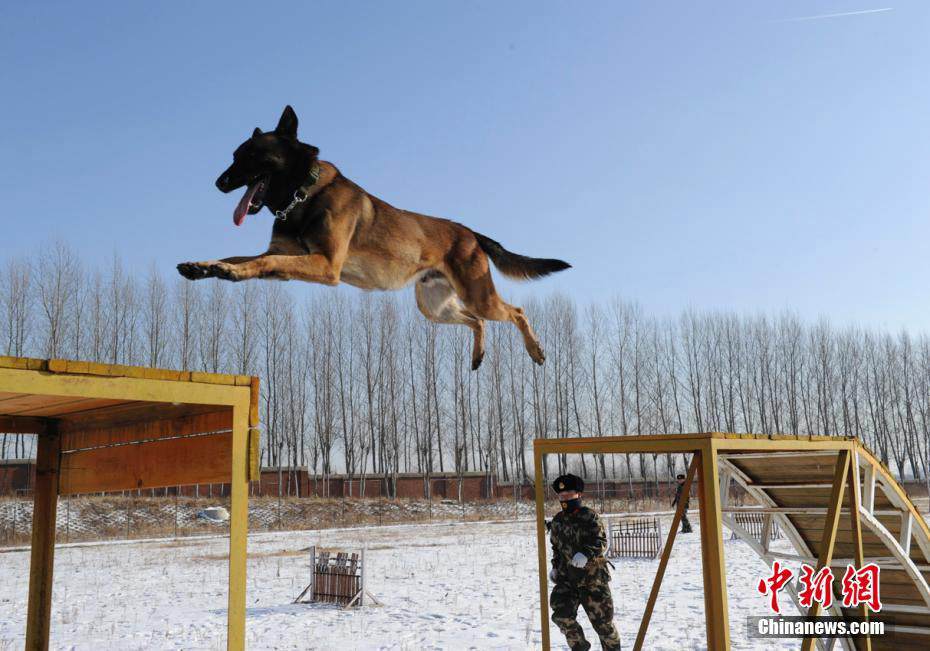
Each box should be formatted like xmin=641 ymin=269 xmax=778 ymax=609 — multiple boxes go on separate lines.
xmin=0 ymin=357 xmax=260 ymax=651
xmin=533 ymin=433 xmax=930 ymax=651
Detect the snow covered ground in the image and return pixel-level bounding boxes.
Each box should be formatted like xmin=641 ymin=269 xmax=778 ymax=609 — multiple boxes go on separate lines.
xmin=0 ymin=516 xmax=799 ymax=650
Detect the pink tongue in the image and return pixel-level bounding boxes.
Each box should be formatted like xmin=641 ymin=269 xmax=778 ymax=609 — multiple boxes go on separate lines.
xmin=233 ymin=183 xmax=260 ymax=226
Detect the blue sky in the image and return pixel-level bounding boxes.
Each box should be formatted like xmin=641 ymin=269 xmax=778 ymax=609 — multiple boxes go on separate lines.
xmin=1 ymin=2 xmax=928 ymax=331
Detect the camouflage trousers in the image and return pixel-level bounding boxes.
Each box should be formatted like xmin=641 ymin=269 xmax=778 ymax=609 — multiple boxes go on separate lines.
xmin=550 ymin=578 xmax=622 ymax=651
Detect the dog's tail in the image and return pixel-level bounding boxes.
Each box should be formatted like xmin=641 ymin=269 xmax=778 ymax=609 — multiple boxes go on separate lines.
xmin=473 ymin=232 xmax=571 ymax=280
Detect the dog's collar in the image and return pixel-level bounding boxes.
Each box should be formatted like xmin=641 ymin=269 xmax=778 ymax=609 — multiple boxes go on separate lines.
xmin=274 ymin=163 xmax=321 ymax=222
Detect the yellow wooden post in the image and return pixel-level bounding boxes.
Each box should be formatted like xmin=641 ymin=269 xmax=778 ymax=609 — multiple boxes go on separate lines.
xmin=25 ymin=423 xmax=60 ymax=651
xmin=801 ymin=449 xmax=850 ymax=651
xmin=697 ymin=440 xmax=730 ymax=651
xmin=227 ymin=400 xmax=250 ymax=651
xmin=633 ymin=453 xmax=700 ymax=651
xmin=533 ymin=445 xmax=550 ymax=650
xmin=848 ymin=449 xmax=871 ymax=651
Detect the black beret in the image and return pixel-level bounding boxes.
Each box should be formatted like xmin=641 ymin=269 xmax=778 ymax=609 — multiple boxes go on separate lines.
xmin=551 ymin=474 xmax=584 ymax=493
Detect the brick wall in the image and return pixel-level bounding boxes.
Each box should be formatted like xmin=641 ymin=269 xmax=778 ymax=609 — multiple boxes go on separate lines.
xmin=0 ymin=460 xmax=34 ymax=495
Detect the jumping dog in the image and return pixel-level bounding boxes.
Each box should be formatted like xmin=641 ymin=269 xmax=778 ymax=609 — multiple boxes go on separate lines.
xmin=177 ymin=106 xmax=570 ymax=369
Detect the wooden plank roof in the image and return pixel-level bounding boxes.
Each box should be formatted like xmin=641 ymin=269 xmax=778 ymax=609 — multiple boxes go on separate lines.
xmin=0 ymin=356 xmax=260 ymax=492
xmin=0 ymin=356 xmax=253 ymax=386
xmin=0 ymin=357 xmax=257 ymax=426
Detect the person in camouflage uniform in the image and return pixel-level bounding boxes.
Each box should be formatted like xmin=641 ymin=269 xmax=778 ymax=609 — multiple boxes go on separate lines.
xmin=672 ymin=473 xmax=692 ymax=534
xmin=548 ymin=473 xmax=622 ymax=651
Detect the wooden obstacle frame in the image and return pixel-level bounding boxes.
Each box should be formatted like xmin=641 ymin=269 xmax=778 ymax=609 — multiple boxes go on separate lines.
xmin=533 ymin=433 xmax=930 ymax=651
xmin=0 ymin=357 xmax=260 ymax=651
xmin=605 ymin=516 xmax=662 ymax=559
xmin=293 ymin=545 xmax=381 ymax=608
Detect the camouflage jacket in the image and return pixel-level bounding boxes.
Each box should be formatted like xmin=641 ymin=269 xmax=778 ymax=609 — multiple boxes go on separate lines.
xmin=549 ymin=505 xmax=610 ymax=584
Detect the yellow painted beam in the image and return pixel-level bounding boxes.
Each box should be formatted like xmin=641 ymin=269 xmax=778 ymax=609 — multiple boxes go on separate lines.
xmin=713 ymin=432 xmax=855 ymax=443
xmin=25 ymin=426 xmax=61 ymax=651
xmin=713 ymin=438 xmax=856 ymax=453
xmin=534 ymin=436 xmax=705 ymax=456
xmin=44 ymin=357 xmax=249 ymax=386
xmin=0 ymin=366 xmax=247 ymax=407
xmin=248 ymin=429 xmax=261 ymax=482
xmin=533 ymin=433 xmax=857 ymax=457
xmin=534 ymin=446 xmax=550 ymax=651
xmin=227 ymin=398 xmax=250 ymax=651
xmin=248 ymin=378 xmax=260 ymax=428
xmin=801 ymin=449 xmax=850 ymax=651
xmin=699 ymin=440 xmax=730 ymax=650
xmin=0 ymin=356 xmax=48 ymax=371
xmin=848 ymin=452 xmax=871 ymax=651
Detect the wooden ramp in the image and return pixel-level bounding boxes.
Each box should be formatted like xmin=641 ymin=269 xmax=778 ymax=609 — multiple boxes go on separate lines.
xmin=722 ymin=441 xmax=930 ymax=650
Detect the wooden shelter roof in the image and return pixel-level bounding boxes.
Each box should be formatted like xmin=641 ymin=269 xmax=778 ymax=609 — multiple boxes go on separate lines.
xmin=0 ymin=356 xmax=259 ymax=495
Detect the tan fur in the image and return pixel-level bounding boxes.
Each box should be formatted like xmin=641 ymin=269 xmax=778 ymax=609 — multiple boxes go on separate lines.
xmin=179 ymin=162 xmax=546 ymax=369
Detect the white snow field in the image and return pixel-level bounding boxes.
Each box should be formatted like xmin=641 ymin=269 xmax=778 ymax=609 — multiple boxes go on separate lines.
xmin=0 ymin=516 xmax=799 ymax=650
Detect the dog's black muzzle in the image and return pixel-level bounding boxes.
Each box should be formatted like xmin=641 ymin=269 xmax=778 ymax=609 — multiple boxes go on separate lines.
xmin=216 ymin=167 xmax=250 ymax=193
xmin=216 ymin=172 xmax=236 ymax=193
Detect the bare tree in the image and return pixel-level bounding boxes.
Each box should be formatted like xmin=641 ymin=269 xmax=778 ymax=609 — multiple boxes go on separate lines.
xmin=143 ymin=264 xmax=170 ymax=367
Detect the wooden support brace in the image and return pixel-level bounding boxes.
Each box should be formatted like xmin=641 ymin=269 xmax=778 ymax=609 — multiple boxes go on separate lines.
xmin=698 ymin=443 xmax=730 ymax=651
xmin=533 ymin=447 xmax=550 ymax=651
xmin=901 ymin=514 xmax=913 ymax=556
xmin=633 ymin=455 xmax=699 ymax=651
xmin=761 ymin=514 xmax=773 ymax=554
xmin=847 ymin=450 xmax=871 ymax=651
xmin=801 ymin=449 xmax=850 ymax=651
xmin=226 ymin=402 xmax=248 ymax=651
xmin=719 ymin=469 xmax=730 ymax=508
xmin=25 ymin=424 xmax=61 ymax=651
xmin=861 ymin=463 xmax=875 ymax=514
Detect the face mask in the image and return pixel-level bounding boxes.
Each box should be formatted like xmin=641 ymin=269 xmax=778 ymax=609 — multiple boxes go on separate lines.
xmin=560 ymin=498 xmax=582 ymax=511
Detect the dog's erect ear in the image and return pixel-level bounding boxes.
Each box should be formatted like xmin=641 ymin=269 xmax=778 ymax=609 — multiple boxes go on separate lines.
xmin=275 ymin=105 xmax=298 ymax=139
xmin=252 ymin=127 xmax=262 ymax=138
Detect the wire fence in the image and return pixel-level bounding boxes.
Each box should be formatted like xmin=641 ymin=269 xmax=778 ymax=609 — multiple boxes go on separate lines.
xmin=0 ymin=481 xmax=720 ymax=547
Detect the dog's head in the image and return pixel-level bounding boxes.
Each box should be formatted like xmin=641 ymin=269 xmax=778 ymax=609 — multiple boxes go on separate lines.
xmin=216 ymin=105 xmax=320 ymax=226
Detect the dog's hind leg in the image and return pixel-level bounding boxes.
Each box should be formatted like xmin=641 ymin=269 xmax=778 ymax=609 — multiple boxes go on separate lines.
xmin=442 ymin=256 xmax=545 ymax=366
xmin=415 ymin=271 xmax=486 ymax=370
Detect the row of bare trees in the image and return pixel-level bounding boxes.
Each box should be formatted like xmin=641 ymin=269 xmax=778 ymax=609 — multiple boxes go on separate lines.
xmin=2 ymin=245 xmax=929 ymax=495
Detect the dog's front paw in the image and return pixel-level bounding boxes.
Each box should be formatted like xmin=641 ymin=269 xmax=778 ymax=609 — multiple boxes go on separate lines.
xmin=207 ymin=262 xmax=242 ymax=282
xmin=177 ymin=262 xmax=211 ymax=280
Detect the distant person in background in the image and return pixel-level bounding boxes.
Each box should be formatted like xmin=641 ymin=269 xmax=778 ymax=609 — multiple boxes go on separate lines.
xmin=548 ymin=473 xmax=622 ymax=651
xmin=672 ymin=473 xmax=693 ymax=533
